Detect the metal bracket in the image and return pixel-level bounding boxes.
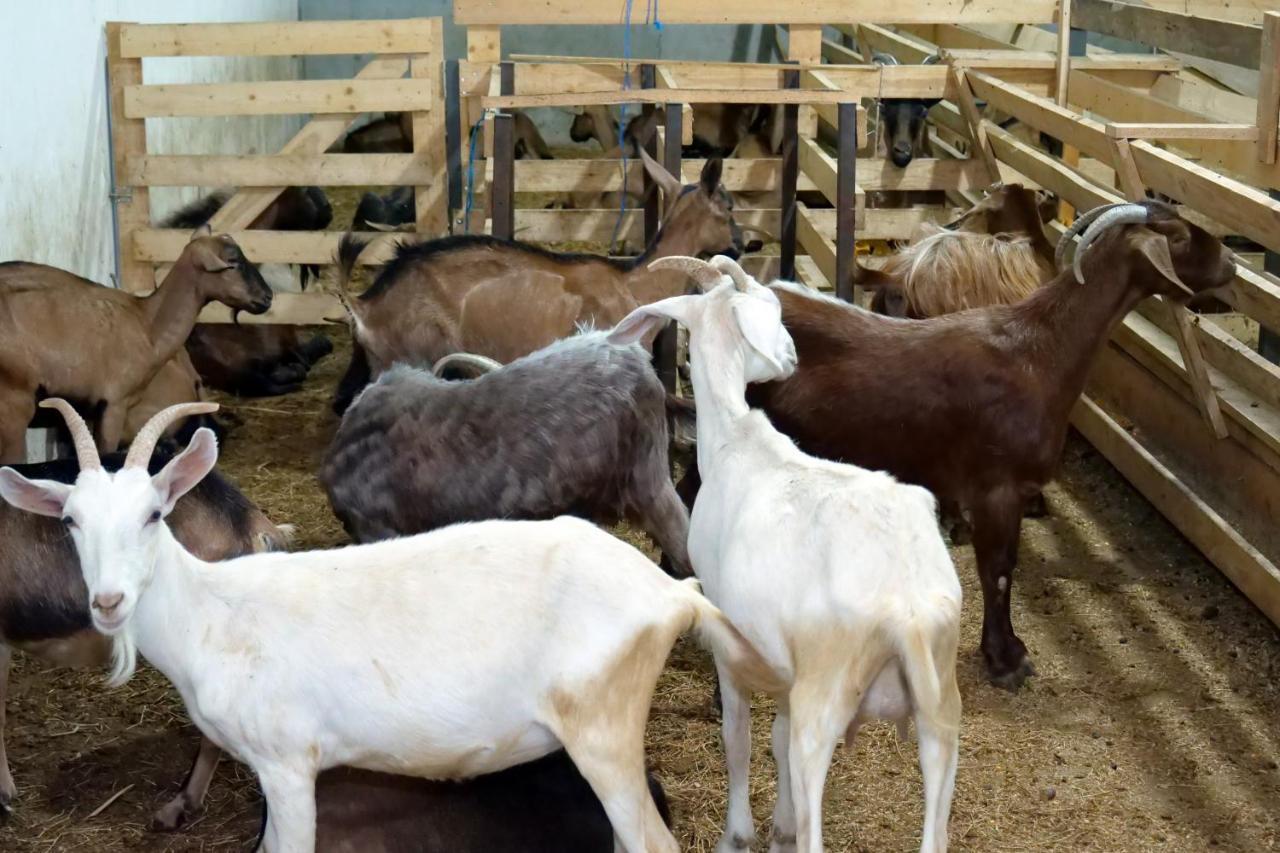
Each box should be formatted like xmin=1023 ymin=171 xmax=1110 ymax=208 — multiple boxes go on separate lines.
xmin=109 ymin=187 xmax=133 ymax=205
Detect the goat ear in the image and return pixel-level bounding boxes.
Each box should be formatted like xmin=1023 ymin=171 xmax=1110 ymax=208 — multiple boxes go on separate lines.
xmin=0 ymin=469 xmax=73 ymax=518
xmin=151 ymin=428 xmax=218 ymax=515
xmin=732 ymin=299 xmax=789 ymax=373
xmin=1133 ymin=230 xmax=1194 ymax=297
xmin=191 ymin=223 xmax=213 ymax=240
xmin=638 ymin=146 xmax=682 ymax=208
xmin=608 ymin=296 xmax=694 ymax=346
xmin=700 ymin=158 xmax=723 ymax=195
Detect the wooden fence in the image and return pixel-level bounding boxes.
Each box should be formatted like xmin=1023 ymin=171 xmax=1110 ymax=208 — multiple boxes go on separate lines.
xmin=106 ymin=17 xmax=448 ymax=325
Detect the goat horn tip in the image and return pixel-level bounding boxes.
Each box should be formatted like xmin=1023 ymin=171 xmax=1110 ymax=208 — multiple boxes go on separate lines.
xmin=38 ymin=398 xmax=67 ymax=410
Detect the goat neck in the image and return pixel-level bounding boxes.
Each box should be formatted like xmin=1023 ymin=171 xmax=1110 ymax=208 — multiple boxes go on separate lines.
xmin=685 ymin=325 xmax=754 ymax=477
xmin=140 ymin=255 xmax=214 ymax=372
xmin=625 ymin=219 xmax=717 ymax=305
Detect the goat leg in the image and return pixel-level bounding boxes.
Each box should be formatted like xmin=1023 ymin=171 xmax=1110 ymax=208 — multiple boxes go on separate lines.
xmin=644 ymin=484 xmax=693 ymax=578
xmin=152 ymin=736 xmax=221 ymax=831
xmin=971 ymin=488 xmax=1035 ymax=690
xmin=0 ymin=644 xmax=13 ymax=820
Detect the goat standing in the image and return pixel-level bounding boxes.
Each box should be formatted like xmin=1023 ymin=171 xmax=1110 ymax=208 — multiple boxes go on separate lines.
xmin=0 ymin=401 xmax=779 ymax=852
xmin=611 ymin=257 xmax=963 ymax=853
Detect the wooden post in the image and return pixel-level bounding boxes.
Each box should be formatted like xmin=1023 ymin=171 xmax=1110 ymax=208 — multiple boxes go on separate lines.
xmin=780 ymin=67 xmax=800 ymax=282
xmin=1109 ymin=134 xmax=1229 ymax=439
xmin=1055 ymin=3 xmax=1085 ymax=224
xmin=654 ymin=101 xmax=684 ymax=393
xmin=106 ymin=22 xmax=152 ymax=293
xmin=1262 ymin=188 xmax=1280 ymax=365
xmin=466 ymin=26 xmax=501 ymax=233
xmin=1258 ymin=12 xmax=1280 ymax=165
xmin=640 ymin=64 xmax=660 ymax=246
xmin=950 ymin=66 xmax=1001 ymax=183
xmin=445 ymin=59 xmax=463 ymax=226
xmin=411 ymin=19 xmax=448 ymax=236
xmin=835 ymin=101 xmax=858 ymax=304
xmin=490 ymin=62 xmax=515 ymax=240
xmin=788 ymin=25 xmax=822 ymax=138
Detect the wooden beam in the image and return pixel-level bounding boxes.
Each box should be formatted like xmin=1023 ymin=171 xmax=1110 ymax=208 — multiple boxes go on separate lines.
xmin=126 ymin=154 xmax=435 ymax=187
xmin=119 ymin=18 xmax=436 ymax=58
xmin=1054 ymin=0 xmax=1071 ymax=105
xmin=412 ymin=24 xmax=448 ymax=236
xmin=655 ymin=66 xmax=694 ymax=146
xmin=453 ymin=0 xmax=1061 ymax=26
xmin=105 ymin=22 xmax=152 ymax=295
xmin=482 ymin=89 xmax=873 ymax=109
xmin=1070 ymin=0 xmax=1263 ymax=68
xmin=136 ymin=229 xmax=405 ymax=265
xmin=1105 ymin=122 xmax=1259 ymax=141
xmin=125 ymin=77 xmax=434 ymax=118
xmin=1259 ymin=13 xmax=1280 ymax=165
xmin=950 ymin=66 xmax=1002 ymax=182
xmin=1071 ymin=396 xmax=1280 ymax=630
xmin=796 ymin=202 xmax=837 ymax=289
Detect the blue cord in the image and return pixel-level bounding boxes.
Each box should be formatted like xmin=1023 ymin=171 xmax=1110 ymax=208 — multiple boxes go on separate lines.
xmin=462 ymin=111 xmax=489 ymax=235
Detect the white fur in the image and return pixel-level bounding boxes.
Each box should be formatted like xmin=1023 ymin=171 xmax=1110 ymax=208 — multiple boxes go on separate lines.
xmin=0 ymin=448 xmax=771 ymax=853
xmin=612 ymin=258 xmax=964 ymax=853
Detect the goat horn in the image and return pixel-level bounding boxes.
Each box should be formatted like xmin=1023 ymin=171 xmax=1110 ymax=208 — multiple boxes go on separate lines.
xmin=38 ymin=399 xmax=101 ymax=472
xmin=432 ymin=353 xmax=503 ymax=377
xmin=649 ymin=256 xmax=723 ymax=290
xmin=1072 ymin=204 xmax=1150 ymax=284
xmin=124 ymin=402 xmax=220 ymax=470
xmin=1053 ymin=202 xmax=1133 ymax=273
xmin=710 ymin=255 xmax=752 ymax=292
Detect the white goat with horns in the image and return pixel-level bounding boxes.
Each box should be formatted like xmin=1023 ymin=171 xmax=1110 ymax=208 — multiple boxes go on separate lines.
xmin=0 ymin=399 xmax=783 ymax=853
xmin=609 ymin=257 xmax=964 ymax=853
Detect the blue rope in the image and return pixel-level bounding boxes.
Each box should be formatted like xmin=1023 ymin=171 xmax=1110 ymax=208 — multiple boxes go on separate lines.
xmin=462 ymin=111 xmax=489 ymax=235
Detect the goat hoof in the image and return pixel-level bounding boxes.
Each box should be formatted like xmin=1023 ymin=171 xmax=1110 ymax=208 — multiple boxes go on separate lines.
xmin=150 ymin=793 xmax=195 ymax=832
xmin=767 ymin=828 xmax=797 ymax=853
xmin=988 ymin=655 xmax=1037 ymax=692
xmin=715 ymin=832 xmax=755 ymax=852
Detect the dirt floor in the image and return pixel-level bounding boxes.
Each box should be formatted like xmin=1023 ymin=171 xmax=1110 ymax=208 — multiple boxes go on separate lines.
xmin=4 ymin=235 xmax=1280 ymax=849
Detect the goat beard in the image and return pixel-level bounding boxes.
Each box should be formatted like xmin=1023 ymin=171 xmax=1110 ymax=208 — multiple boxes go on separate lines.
xmin=105 ymin=626 xmax=139 ymax=688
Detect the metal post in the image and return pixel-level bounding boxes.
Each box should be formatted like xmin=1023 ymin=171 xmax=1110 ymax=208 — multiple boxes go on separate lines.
xmin=445 ymin=59 xmax=462 ymax=227
xmin=1263 ymin=189 xmax=1280 ymax=364
xmin=491 ymin=62 xmax=516 ymax=240
xmin=640 ymin=64 xmax=660 ymax=245
xmin=780 ymin=67 xmax=800 ymax=281
xmin=836 ymin=101 xmax=858 ymax=303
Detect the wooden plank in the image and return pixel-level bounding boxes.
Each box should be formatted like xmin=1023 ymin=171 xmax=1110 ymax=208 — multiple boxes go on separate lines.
xmin=1150 ymin=75 xmax=1256 ymax=125
xmin=125 ymin=153 xmax=435 ymax=187
xmin=808 ymin=207 xmax=964 ymax=241
xmin=197 ymin=292 xmax=345 ymax=325
xmin=1055 ymin=0 xmax=1071 ymax=105
xmin=512 ymin=158 xmax=816 ymax=193
xmin=453 ymin=0 xmax=1061 ymax=26
xmin=1260 ymin=13 xmax=1280 ymax=165
xmin=467 ymin=26 xmax=500 ymax=62
xmin=655 ymin=66 xmax=694 ymax=146
xmin=858 ymin=23 xmax=935 ymax=64
xmin=796 ymin=202 xmax=837 ymax=289
xmin=119 ymin=18 xmax=436 ymax=58
xmin=1070 ymin=70 xmax=1211 ymax=124
xmin=789 ymin=24 xmax=823 ymax=138
xmin=1071 ymin=395 xmax=1280 ymax=629
xmin=135 ymin=229 xmax=406 ymax=265
xmin=1070 ymin=0 xmax=1263 ymax=69
xmin=105 ymin=22 xmax=152 ymax=295
xmin=951 ymin=66 xmax=1002 ymax=182
xmin=482 ymin=89 xmax=876 ymax=109
xmin=491 ymin=208 xmax=780 ymax=244
xmin=1105 ymin=122 xmax=1259 ymax=141
xmin=125 ymin=77 xmax=434 ymax=118
xmin=1147 ymin=307 xmax=1280 ymax=412
xmin=412 ymin=24 xmax=448 ymax=236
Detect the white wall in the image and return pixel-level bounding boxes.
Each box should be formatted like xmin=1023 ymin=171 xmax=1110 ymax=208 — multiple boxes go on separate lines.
xmin=0 ymin=1 xmax=300 ymax=287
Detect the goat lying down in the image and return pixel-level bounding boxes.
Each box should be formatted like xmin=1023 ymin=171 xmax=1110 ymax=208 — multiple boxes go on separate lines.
xmin=611 ymin=256 xmax=962 ymax=853
xmin=0 ymin=446 xmax=288 ymax=827
xmin=322 ymin=334 xmax=691 ymax=575
xmin=266 ymin=751 xmax=671 ymax=853
xmin=0 ymin=401 xmax=781 ymax=852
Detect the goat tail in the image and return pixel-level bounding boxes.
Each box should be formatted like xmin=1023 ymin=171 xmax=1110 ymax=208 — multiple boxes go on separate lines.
xmin=679 ymin=579 xmax=789 ymax=695
xmin=332 ymin=233 xmax=369 ymax=335
xmin=894 ymin=621 xmax=959 ymax=737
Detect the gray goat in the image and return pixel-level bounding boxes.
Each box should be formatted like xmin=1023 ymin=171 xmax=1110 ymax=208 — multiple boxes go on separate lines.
xmin=320 ymin=333 xmax=691 ymax=575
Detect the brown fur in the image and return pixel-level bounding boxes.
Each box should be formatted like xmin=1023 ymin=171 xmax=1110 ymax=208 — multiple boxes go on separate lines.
xmin=0 ymin=234 xmax=271 ymax=461
xmin=685 ymin=203 xmax=1236 ymax=689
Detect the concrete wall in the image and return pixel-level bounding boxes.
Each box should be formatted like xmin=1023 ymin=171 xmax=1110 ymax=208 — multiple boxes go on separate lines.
xmin=0 ymin=1 xmax=300 ymax=286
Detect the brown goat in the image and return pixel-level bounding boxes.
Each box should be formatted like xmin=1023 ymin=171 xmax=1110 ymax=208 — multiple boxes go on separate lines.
xmin=331 ymin=157 xmax=741 ymax=412
xmin=0 ymin=228 xmax=272 ymax=462
xmin=681 ymin=201 xmax=1236 ymax=689
xmin=862 ymin=183 xmax=1058 ymax=318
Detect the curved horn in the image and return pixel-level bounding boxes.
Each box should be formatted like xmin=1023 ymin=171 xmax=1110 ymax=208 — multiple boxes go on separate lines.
xmin=432 ymin=353 xmax=503 ymax=377
xmin=649 ymin=256 xmax=724 ymax=291
xmin=38 ymin=398 xmax=100 ymax=472
xmin=710 ymin=255 xmax=752 ymax=292
xmin=1072 ymin=204 xmax=1150 ymax=284
xmin=1053 ymin=201 xmax=1137 ymax=273
xmin=124 ymin=402 xmax=220 ymax=470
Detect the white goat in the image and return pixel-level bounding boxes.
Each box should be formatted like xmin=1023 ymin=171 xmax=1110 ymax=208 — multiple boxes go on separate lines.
xmin=0 ymin=399 xmax=782 ymax=853
xmin=609 ymin=257 xmax=964 ymax=853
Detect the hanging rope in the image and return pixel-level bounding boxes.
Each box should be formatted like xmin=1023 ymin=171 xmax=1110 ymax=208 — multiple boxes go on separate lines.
xmin=462 ymin=109 xmax=493 ymax=235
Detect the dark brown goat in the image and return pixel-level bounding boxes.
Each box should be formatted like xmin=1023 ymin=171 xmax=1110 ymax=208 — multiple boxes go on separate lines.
xmin=682 ymin=201 xmax=1236 ymax=689
xmin=332 ymin=157 xmax=741 ymax=413
xmin=0 ymin=230 xmax=272 ymax=461
xmin=0 ymin=449 xmax=288 ymax=825
xmin=260 ymin=752 xmax=670 ymax=853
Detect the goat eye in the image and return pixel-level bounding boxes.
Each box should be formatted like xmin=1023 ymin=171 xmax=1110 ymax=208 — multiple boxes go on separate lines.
xmin=147 ymin=510 xmax=162 ymax=524
xmin=61 ymin=515 xmax=75 ymax=528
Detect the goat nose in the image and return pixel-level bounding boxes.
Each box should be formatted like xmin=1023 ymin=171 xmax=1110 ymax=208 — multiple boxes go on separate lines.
xmin=93 ymin=592 xmax=124 ymax=614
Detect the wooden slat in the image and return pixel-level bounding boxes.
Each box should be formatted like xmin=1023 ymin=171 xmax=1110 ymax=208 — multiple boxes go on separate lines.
xmin=119 ymin=18 xmax=435 ymax=58
xmin=1072 ymin=396 xmax=1280 ymax=629
xmin=951 ymin=67 xmax=1002 ymax=182
xmin=492 ymin=208 xmax=780 ymax=244
xmin=796 ymin=202 xmax=837 ymax=289
xmin=126 ymin=154 xmax=434 ymax=187
xmin=483 ymin=89 xmax=873 ymax=109
xmin=1070 ymin=0 xmax=1263 ymax=69
xmin=125 ymin=77 xmax=434 ymax=118
xmin=198 ymin=293 xmax=345 ymax=325
xmin=453 ymin=0 xmax=1060 ymax=26
xmin=135 ymin=229 xmax=405 ymax=265
xmin=1105 ymin=122 xmax=1259 ymax=141
xmin=654 ymin=66 xmax=694 ymax=146
xmin=412 ymin=26 xmax=448 ymax=236
xmin=106 ymin=23 xmax=152 ymax=295
xmin=1055 ymin=0 xmax=1071 ymax=105
xmin=808 ymin=207 xmax=964 ymax=241
xmin=941 ymin=50 xmax=1178 ymax=71
xmin=1259 ymin=13 xmax=1280 ymax=165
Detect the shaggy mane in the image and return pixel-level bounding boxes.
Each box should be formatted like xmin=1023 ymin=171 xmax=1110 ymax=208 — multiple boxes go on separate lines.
xmin=883 ymin=225 xmax=1043 ymax=316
